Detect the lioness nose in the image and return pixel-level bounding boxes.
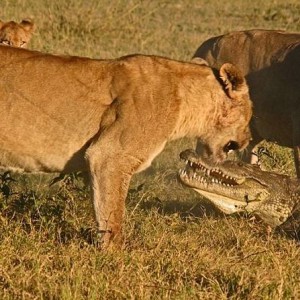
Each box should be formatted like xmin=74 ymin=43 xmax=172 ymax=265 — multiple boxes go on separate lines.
xmin=223 ymin=141 xmax=240 ymax=153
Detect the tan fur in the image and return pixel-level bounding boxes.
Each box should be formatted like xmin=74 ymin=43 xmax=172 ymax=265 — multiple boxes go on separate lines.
xmin=0 ymin=19 xmax=35 ymax=48
xmin=193 ymin=29 xmax=300 ymax=174
xmin=0 ymin=46 xmax=252 ymax=247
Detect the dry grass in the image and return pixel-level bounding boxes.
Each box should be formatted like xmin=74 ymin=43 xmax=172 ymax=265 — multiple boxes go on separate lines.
xmin=1 ymin=0 xmax=300 ymax=299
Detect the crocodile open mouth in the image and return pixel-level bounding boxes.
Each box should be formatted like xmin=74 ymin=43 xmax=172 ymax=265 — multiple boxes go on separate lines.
xmin=178 ymin=149 xmax=272 ymax=216
xmin=178 ymin=149 xmax=244 ymax=187
xmin=179 ymin=159 xmax=239 ymax=186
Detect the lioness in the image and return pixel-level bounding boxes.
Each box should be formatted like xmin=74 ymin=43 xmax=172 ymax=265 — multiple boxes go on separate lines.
xmin=0 ymin=46 xmax=252 ymax=247
xmin=0 ymin=19 xmax=35 ymax=48
xmin=193 ymin=29 xmax=300 ymax=176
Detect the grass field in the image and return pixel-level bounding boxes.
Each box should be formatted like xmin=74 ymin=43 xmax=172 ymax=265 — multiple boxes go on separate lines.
xmin=1 ymin=0 xmax=300 ymax=299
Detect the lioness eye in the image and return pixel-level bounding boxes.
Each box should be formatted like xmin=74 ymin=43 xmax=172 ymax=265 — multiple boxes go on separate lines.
xmin=20 ymin=41 xmax=26 ymax=47
xmin=223 ymin=141 xmax=239 ymax=153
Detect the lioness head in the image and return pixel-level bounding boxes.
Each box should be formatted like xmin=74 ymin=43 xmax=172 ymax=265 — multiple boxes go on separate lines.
xmin=194 ymin=61 xmax=252 ymax=162
xmin=0 ymin=19 xmax=35 ymax=48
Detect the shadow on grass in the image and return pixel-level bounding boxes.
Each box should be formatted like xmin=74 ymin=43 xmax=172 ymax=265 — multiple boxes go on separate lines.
xmin=138 ymin=196 xmax=224 ymax=220
xmin=275 ymin=211 xmax=300 ymax=241
xmin=2 ymin=172 xmax=300 ymax=245
xmin=0 ymin=172 xmax=101 ymax=246
xmin=127 ymin=183 xmax=237 ymax=221
xmin=127 ymin=183 xmax=300 ymax=243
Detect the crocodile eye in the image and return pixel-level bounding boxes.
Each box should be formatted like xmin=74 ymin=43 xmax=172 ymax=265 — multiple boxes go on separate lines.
xmin=223 ymin=141 xmax=239 ymax=153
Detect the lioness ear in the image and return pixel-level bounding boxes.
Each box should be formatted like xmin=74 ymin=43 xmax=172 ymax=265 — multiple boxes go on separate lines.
xmin=219 ymin=63 xmax=248 ymax=99
xmin=191 ymin=57 xmax=209 ymax=66
xmin=20 ymin=19 xmax=35 ymax=32
xmin=0 ymin=20 xmax=4 ymax=29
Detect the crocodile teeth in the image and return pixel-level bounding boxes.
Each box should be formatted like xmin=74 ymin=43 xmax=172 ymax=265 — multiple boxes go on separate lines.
xmin=179 ymin=169 xmax=187 ymax=176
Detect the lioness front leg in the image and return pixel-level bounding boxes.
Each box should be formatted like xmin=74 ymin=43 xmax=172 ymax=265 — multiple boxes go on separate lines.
xmin=85 ymin=125 xmax=160 ymax=249
xmin=86 ymin=149 xmax=140 ymax=248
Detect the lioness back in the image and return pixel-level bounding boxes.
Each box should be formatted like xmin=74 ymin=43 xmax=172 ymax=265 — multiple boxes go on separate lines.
xmin=0 ymin=19 xmax=35 ymax=48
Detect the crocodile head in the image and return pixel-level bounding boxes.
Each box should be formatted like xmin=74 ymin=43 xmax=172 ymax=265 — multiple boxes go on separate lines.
xmin=178 ymin=149 xmax=300 ymax=227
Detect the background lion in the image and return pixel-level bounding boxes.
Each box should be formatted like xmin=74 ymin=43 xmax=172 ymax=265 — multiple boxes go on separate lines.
xmin=0 ymin=18 xmax=35 ymax=48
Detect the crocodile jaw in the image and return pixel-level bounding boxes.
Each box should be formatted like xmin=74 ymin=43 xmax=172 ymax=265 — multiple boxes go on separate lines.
xmin=178 ymin=149 xmax=267 ymax=214
xmin=193 ymin=189 xmax=247 ymax=214
xmin=178 ymin=149 xmax=299 ymax=228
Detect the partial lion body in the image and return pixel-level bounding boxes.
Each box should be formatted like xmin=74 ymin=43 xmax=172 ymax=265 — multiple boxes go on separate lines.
xmin=0 ymin=19 xmax=35 ymax=48
xmin=0 ymin=49 xmax=112 ymax=172
xmin=0 ymin=46 xmax=252 ymax=247
xmin=193 ymin=30 xmax=300 ymax=173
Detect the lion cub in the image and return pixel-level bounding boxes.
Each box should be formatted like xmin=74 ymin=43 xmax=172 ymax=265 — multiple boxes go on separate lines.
xmin=0 ymin=19 xmax=35 ymax=48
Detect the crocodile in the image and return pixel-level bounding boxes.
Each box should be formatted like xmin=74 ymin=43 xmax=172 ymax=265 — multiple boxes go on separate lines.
xmin=178 ymin=149 xmax=300 ymax=230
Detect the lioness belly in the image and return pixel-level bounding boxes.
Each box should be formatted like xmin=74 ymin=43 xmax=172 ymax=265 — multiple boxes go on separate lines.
xmin=0 ymin=148 xmax=69 ymax=172
xmin=0 ymin=125 xmax=92 ymax=173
